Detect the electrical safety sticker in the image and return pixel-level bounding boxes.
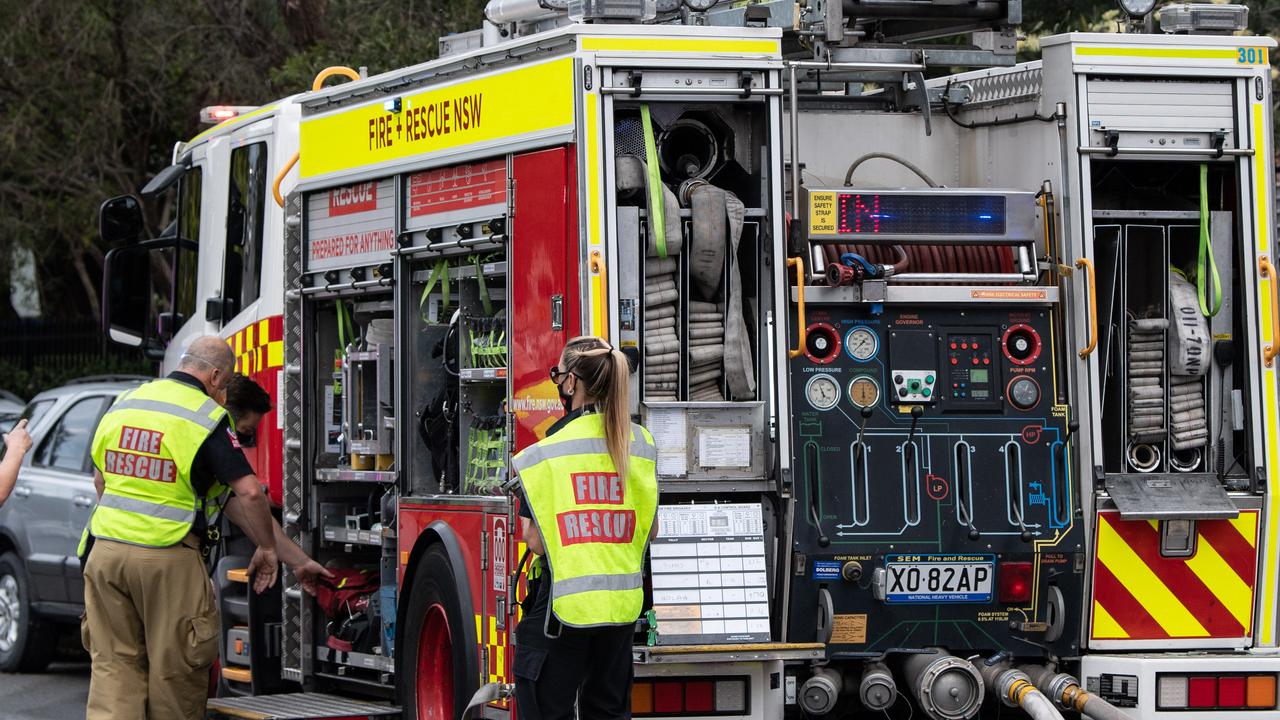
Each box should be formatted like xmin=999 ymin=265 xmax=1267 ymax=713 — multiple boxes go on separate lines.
xmin=811 ymin=560 xmax=842 ymax=581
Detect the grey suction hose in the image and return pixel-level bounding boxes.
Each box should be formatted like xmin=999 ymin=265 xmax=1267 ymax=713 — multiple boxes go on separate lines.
xmin=979 ymin=663 xmax=1064 ymax=720
xmin=843 ymin=152 xmax=940 ymax=188
xmin=1020 ymin=665 xmax=1135 ymax=720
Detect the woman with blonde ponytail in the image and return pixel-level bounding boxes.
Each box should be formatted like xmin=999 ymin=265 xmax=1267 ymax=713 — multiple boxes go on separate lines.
xmin=510 ymin=335 xmax=659 ymax=720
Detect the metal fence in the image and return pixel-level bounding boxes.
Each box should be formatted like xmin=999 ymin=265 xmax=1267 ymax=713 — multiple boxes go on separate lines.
xmin=0 ymin=319 xmax=151 ymax=400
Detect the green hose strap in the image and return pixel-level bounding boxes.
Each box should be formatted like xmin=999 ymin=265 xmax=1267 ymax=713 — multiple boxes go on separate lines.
xmin=1199 ymin=164 xmax=1223 ymax=317
xmin=640 ymin=105 xmax=668 ymax=259
xmin=418 ymin=258 xmax=451 ymax=321
xmin=336 ymin=300 xmax=351 ymax=350
xmin=472 ymin=254 xmax=494 ymax=316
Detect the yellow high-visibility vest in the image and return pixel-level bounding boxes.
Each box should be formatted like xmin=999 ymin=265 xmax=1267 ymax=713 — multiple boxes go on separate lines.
xmin=87 ymin=378 xmax=226 ymax=548
xmin=513 ymin=413 xmax=658 ymax=628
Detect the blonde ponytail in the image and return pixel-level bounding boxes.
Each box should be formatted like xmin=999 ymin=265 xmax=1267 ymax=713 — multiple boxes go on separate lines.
xmin=562 ymin=336 xmax=632 ymax=477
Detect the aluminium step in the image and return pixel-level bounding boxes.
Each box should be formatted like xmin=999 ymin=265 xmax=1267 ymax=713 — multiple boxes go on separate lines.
xmin=207 ymin=692 xmax=399 ymax=719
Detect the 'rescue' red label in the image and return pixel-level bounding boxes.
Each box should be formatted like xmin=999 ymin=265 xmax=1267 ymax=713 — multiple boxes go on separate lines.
xmin=328 ymin=182 xmax=378 ymax=216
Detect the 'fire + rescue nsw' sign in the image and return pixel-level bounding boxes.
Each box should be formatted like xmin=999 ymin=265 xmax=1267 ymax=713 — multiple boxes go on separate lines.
xmin=299 ymin=57 xmax=575 ymax=179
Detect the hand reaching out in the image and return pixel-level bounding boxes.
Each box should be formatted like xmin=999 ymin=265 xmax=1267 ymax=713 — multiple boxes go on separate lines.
xmin=4 ymin=419 xmax=31 ymax=456
xmin=291 ymin=558 xmax=335 ymax=596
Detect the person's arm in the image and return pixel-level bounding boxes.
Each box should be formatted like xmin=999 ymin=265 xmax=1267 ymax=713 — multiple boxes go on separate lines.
xmin=224 ymin=498 xmax=333 ymax=594
xmin=94 ymin=469 xmax=104 ymax=500
xmin=0 ymin=419 xmax=32 ymax=506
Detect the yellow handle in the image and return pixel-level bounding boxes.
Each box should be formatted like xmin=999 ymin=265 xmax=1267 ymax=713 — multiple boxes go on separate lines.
xmin=787 ymin=256 xmax=806 ymax=359
xmin=272 ymin=67 xmax=359 ymax=209
xmin=272 ymin=150 xmax=300 ymax=209
xmin=312 ymin=66 xmax=360 ymax=91
xmin=1075 ymin=257 xmax=1097 ymax=359
xmin=1263 ymin=256 xmax=1279 ymax=366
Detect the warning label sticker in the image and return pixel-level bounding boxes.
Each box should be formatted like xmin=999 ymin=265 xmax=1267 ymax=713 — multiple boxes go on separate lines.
xmin=809 ymin=191 xmax=837 ymax=235
xmin=830 ymin=614 xmax=867 ymax=644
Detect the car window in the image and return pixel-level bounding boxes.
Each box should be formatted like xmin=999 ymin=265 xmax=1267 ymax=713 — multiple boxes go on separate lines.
xmin=0 ymin=399 xmax=54 ymax=460
xmin=32 ymin=396 xmax=108 ymax=473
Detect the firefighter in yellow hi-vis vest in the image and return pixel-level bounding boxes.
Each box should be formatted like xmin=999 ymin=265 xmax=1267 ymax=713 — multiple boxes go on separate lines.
xmin=80 ymin=337 xmax=313 ymax=720
xmin=512 ymin=336 xmax=659 ymax=720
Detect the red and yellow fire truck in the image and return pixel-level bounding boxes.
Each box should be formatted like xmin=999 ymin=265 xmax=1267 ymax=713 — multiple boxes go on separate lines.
xmin=98 ymin=1 xmax=1280 ymax=718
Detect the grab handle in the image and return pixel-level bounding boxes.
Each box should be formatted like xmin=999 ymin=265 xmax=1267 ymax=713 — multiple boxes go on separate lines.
xmin=272 ymin=151 xmax=300 ymax=209
xmin=312 ymin=66 xmax=360 ymax=91
xmin=1262 ymin=256 xmax=1280 ymax=366
xmin=1075 ymin=257 xmax=1097 ymax=359
xmin=787 ymin=256 xmax=806 ymax=359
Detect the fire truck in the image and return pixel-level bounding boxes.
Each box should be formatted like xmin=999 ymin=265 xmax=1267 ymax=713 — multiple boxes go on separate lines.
xmin=96 ymin=1 xmax=1280 ymax=718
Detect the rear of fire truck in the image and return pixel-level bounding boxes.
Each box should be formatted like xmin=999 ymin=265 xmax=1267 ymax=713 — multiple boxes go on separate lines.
xmin=779 ymin=2 xmax=1280 ymax=720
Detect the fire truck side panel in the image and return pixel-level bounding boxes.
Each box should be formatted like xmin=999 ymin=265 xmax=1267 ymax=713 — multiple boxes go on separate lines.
xmin=510 ymin=145 xmax=582 ymax=449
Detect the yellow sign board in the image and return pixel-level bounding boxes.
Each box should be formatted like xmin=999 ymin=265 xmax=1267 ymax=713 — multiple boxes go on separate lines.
xmin=809 ymin=190 xmax=836 ymax=235
xmin=300 ymin=57 xmax=576 ymax=179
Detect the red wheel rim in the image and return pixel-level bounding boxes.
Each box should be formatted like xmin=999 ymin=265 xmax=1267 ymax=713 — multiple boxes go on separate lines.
xmin=416 ymin=603 xmax=454 ymax=719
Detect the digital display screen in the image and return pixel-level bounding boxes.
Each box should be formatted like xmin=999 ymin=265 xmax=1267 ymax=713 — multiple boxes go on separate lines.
xmin=970 ymin=368 xmax=989 ymax=383
xmin=836 ymin=193 xmax=1007 ymax=236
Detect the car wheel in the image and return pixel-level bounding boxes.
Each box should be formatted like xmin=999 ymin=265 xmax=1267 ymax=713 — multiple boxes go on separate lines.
xmin=401 ymin=545 xmax=475 ymax=720
xmin=0 ymin=552 xmax=56 ymax=673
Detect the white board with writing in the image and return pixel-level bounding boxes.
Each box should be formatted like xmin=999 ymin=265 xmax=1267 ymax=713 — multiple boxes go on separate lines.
xmin=649 ymin=503 xmax=770 ymax=644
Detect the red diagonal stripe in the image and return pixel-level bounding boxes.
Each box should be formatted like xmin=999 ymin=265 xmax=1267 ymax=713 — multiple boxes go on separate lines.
xmin=1105 ymin=516 xmax=1245 ymax=638
xmin=1092 ymin=561 xmax=1166 ymax=639
xmin=1198 ymin=519 xmax=1257 ymax=587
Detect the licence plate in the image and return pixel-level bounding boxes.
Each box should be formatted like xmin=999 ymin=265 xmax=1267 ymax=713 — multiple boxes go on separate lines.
xmin=884 ymin=555 xmax=995 ymax=603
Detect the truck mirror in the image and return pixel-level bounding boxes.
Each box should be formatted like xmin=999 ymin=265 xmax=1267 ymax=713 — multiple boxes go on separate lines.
xmin=99 ymin=195 xmax=145 ymax=247
xmin=101 ymin=244 xmax=151 ymax=349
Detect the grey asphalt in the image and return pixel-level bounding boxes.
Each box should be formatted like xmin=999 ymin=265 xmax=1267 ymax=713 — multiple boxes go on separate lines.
xmin=0 ymin=661 xmax=90 ymax=719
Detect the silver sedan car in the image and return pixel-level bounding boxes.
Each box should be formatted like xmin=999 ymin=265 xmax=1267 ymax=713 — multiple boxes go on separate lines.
xmin=0 ymin=376 xmax=144 ymax=672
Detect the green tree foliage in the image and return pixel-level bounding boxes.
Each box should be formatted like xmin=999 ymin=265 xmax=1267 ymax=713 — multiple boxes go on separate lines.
xmin=0 ymin=0 xmax=1275 ymax=323
xmin=0 ymin=0 xmax=480 ymax=321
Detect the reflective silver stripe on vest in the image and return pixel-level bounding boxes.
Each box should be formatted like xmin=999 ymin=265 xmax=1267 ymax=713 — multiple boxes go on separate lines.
xmin=98 ymin=493 xmax=196 ymax=524
xmin=108 ymin=397 xmax=221 ymax=431
xmin=551 ymin=571 xmax=644 ymax=600
xmin=512 ymin=434 xmax=657 ymax=474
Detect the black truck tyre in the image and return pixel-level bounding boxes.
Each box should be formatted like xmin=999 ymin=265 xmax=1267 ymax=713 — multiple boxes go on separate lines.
xmin=0 ymin=552 xmax=57 ymax=673
xmin=401 ymin=544 xmax=475 ymax=720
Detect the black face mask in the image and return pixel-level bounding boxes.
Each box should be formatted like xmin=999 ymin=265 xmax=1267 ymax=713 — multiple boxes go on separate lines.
xmin=236 ymin=431 xmax=258 ymax=449
xmin=557 ymin=382 xmax=573 ymax=413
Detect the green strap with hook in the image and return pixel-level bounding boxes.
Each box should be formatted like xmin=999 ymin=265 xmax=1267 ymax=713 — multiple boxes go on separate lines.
xmin=418 ymin=258 xmax=451 ymax=322
xmin=336 ymin=300 xmax=351 ymax=350
xmin=471 ymin=254 xmax=494 ymax=316
xmin=1198 ymin=163 xmax=1223 ymax=317
xmin=640 ymin=105 xmax=668 ymax=259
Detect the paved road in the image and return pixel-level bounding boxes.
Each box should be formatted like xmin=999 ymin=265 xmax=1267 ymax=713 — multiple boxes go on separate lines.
xmin=0 ymin=661 xmax=89 ymax=720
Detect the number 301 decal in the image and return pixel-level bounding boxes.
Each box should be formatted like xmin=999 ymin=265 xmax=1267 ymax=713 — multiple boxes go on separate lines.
xmin=1237 ymin=47 xmax=1268 ymax=65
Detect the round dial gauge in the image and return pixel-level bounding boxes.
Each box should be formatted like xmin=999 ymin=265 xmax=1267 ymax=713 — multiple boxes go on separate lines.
xmin=846 ymin=327 xmax=879 ymax=362
xmin=1007 ymin=376 xmax=1041 ymax=410
xmin=805 ymin=374 xmax=841 ymax=411
xmin=848 ymin=375 xmax=881 ymax=409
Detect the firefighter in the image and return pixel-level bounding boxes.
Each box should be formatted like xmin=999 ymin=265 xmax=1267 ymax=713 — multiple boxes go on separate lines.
xmin=221 ymin=372 xmax=332 ymax=593
xmin=81 ymin=337 xmax=302 ymax=720
xmin=511 ymin=335 xmax=659 ymax=720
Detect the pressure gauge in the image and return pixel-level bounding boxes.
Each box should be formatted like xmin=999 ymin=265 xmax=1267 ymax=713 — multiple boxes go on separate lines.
xmin=805 ymin=374 xmax=841 ymax=411
xmin=848 ymin=375 xmax=881 ymax=409
xmin=845 ymin=327 xmax=879 ymax=362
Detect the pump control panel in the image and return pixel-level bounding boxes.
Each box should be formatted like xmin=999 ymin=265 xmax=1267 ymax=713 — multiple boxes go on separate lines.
xmin=789 ymin=303 xmax=1083 ymax=656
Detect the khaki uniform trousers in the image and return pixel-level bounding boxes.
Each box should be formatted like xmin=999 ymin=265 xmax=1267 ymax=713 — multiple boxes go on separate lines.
xmin=82 ymin=535 xmax=219 ymax=720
